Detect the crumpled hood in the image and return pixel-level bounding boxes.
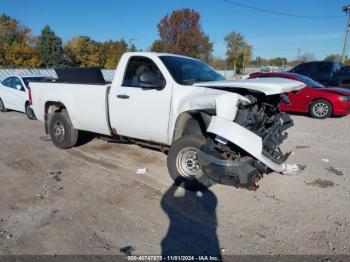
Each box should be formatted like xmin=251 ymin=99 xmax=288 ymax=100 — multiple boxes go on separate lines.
xmin=193 ymin=77 xmax=306 ymax=95
xmin=318 ymin=87 xmax=350 ymax=96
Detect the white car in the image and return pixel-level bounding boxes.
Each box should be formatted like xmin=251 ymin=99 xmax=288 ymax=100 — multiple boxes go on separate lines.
xmin=0 ymin=75 xmax=51 ymax=120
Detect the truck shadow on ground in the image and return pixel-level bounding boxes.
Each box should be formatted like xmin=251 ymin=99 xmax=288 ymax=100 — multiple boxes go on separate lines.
xmin=160 ymin=179 xmax=221 ymax=257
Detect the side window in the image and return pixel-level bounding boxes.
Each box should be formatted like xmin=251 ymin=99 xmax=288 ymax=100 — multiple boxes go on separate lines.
xmin=315 ymin=63 xmax=331 ymax=74
xmin=2 ymin=77 xmax=14 ymax=88
xmin=122 ymin=56 xmax=165 ymax=88
xmin=12 ymin=77 xmax=24 ymax=91
xmin=294 ymin=63 xmax=313 ymax=75
xmin=335 ymin=63 xmax=342 ymax=71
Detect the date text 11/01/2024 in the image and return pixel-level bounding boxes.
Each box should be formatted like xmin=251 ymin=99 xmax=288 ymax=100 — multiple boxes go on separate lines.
xmin=127 ymin=255 xmax=220 ymax=261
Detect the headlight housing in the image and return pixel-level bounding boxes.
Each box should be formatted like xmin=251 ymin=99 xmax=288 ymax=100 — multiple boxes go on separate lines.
xmin=339 ymin=96 xmax=350 ymax=102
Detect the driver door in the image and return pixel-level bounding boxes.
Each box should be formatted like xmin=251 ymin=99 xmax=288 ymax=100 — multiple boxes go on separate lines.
xmin=109 ymin=56 xmax=172 ymax=144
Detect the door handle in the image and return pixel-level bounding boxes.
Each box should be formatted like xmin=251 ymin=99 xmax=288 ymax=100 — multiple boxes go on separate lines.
xmin=117 ymin=94 xmax=130 ymax=99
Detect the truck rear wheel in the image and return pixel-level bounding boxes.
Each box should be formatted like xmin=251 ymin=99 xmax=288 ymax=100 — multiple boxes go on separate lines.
xmin=167 ymin=135 xmax=214 ymax=191
xmin=49 ymin=110 xmax=78 ymax=149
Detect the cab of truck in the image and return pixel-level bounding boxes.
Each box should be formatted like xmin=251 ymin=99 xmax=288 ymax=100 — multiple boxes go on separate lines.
xmin=290 ymin=61 xmax=344 ymax=86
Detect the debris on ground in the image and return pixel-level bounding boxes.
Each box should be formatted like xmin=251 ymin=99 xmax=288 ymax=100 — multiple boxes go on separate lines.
xmin=295 ymin=145 xmax=310 ymax=149
xmin=136 ymin=168 xmax=148 ymax=175
xmin=282 ymin=164 xmax=307 ymax=175
xmin=49 ymin=171 xmax=62 ymax=182
xmin=120 ymin=246 xmax=135 ymax=256
xmin=39 ymin=135 xmax=51 ymax=141
xmin=52 ymin=174 xmax=61 ymax=182
xmin=322 ymin=159 xmax=330 ymax=163
xmin=325 ymin=166 xmax=344 ymax=176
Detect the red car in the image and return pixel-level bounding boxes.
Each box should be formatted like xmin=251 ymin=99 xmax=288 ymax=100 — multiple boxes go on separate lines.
xmin=249 ymin=72 xmax=350 ymax=119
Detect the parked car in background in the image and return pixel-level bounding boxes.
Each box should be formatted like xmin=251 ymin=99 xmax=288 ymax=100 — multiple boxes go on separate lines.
xmin=249 ymin=72 xmax=350 ymax=119
xmin=289 ymin=61 xmax=346 ymax=87
xmin=0 ymin=75 xmax=52 ymax=120
xmin=332 ymin=65 xmax=350 ymax=88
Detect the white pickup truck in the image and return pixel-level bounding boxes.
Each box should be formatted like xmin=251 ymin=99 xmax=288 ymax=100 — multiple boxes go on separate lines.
xmin=30 ymin=52 xmax=305 ymax=191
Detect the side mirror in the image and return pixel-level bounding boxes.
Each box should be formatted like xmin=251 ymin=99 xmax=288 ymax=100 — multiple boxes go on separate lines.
xmin=138 ymin=71 xmax=165 ymax=90
xmin=16 ymin=84 xmax=22 ymax=90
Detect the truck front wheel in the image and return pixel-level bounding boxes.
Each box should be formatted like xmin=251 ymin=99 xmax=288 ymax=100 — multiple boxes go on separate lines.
xmin=49 ymin=110 xmax=78 ymax=149
xmin=167 ymin=135 xmax=214 ymax=191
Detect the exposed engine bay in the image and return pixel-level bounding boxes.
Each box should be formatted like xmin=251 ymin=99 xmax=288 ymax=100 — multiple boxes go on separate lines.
xmin=197 ymin=92 xmax=295 ymax=190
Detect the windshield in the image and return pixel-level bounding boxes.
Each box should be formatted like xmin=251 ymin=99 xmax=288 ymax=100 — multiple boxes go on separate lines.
xmin=293 ymin=73 xmax=324 ymax=88
xmin=159 ymin=56 xmax=225 ymax=85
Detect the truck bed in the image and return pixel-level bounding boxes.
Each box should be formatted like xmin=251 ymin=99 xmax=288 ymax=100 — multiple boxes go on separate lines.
xmin=30 ymin=82 xmax=112 ymax=136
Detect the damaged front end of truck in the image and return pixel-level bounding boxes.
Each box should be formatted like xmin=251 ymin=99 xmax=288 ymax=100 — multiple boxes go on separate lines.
xmin=193 ymin=78 xmax=306 ymax=190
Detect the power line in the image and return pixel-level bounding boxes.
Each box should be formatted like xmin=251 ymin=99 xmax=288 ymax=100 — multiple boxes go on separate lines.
xmin=221 ymin=0 xmax=346 ymax=19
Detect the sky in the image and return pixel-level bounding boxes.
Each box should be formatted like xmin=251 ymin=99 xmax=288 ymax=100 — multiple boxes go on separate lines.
xmin=1 ymin=0 xmax=349 ymax=60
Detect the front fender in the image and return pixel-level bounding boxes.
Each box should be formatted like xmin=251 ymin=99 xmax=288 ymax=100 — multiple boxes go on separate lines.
xmin=169 ymin=90 xmax=250 ymax=143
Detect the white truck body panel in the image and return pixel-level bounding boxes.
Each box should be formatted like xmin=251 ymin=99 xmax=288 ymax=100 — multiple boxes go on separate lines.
xmin=31 ymin=83 xmax=111 ymax=135
xmin=108 ymin=53 xmax=174 ymax=143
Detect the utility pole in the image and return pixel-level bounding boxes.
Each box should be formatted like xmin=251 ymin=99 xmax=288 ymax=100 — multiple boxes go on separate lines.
xmin=224 ymin=59 xmax=227 ymax=78
xmin=242 ymin=46 xmax=247 ymax=74
xmin=341 ymin=5 xmax=350 ymax=63
xmin=297 ymin=48 xmax=301 ymax=61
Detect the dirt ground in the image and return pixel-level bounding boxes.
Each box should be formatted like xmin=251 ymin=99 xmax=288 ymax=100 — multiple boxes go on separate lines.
xmin=0 ymin=111 xmax=350 ymax=256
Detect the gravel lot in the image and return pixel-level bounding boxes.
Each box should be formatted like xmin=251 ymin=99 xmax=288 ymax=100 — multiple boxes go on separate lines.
xmin=0 ymin=111 xmax=350 ymax=256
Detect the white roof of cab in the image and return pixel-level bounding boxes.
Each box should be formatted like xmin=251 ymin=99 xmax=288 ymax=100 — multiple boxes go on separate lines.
xmin=123 ymin=51 xmax=199 ymax=60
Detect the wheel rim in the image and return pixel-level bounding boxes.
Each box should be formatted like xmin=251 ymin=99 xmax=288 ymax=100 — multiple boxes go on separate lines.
xmin=53 ymin=120 xmax=65 ymax=142
xmin=313 ymin=102 xmax=329 ymax=117
xmin=176 ymin=147 xmax=202 ymax=179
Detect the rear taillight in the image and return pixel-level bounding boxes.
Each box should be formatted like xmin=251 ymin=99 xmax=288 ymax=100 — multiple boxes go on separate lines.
xmin=28 ymin=87 xmax=32 ymax=105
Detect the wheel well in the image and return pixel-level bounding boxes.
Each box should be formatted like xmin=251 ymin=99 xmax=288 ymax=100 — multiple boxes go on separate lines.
xmin=45 ymin=101 xmax=66 ymax=114
xmin=172 ymin=111 xmax=211 ymax=143
xmin=44 ymin=102 xmax=67 ymax=134
xmin=309 ymin=98 xmax=333 ymax=111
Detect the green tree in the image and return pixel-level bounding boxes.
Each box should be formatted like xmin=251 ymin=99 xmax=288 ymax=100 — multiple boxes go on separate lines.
xmin=299 ymin=53 xmax=315 ymax=62
xmin=269 ymin=57 xmax=288 ymax=66
xmin=0 ymin=14 xmax=41 ymax=67
xmin=36 ymin=25 xmax=66 ymax=67
xmin=209 ymin=57 xmax=226 ymax=70
xmin=100 ymin=39 xmax=129 ymax=69
xmin=224 ymin=31 xmax=252 ymax=73
xmin=154 ymin=8 xmax=213 ymax=62
xmin=251 ymin=56 xmax=269 ymax=66
xmin=150 ymin=40 xmax=167 ymax=53
xmin=65 ymin=36 xmax=102 ymax=67
xmin=324 ymin=54 xmax=342 ymax=62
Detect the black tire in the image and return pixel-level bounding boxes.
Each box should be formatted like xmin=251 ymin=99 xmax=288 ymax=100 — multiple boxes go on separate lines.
xmin=49 ymin=110 xmax=78 ymax=149
xmin=309 ymin=99 xmax=332 ymax=119
xmin=25 ymin=103 xmax=36 ymax=120
xmin=167 ymin=135 xmax=214 ymax=191
xmin=0 ymin=98 xmax=7 ymax=112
